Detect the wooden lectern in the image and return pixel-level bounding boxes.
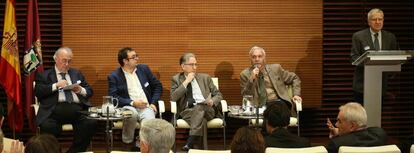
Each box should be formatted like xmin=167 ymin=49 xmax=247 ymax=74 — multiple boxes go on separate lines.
xmin=352 ymin=50 xmax=413 ymax=127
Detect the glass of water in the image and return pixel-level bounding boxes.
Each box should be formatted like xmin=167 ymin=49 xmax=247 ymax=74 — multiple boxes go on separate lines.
xmin=243 ymin=95 xmax=253 ymax=115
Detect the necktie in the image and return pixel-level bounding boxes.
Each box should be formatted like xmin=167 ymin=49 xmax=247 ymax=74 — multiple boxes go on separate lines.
xmin=374 ymin=33 xmax=380 ymax=50
xmin=59 ymin=73 xmax=74 ymax=103
xmin=186 ymin=82 xmax=195 ymax=108
xmin=258 ymin=74 xmax=267 ymax=107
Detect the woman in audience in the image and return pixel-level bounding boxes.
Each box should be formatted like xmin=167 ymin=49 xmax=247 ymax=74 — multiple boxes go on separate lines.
xmin=25 ymin=134 xmax=62 ymax=153
xmin=231 ymin=126 xmax=265 ymax=153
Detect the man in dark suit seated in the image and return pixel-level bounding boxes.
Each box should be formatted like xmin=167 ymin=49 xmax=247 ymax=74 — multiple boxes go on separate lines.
xmin=350 ymin=8 xmax=399 ymax=104
xmin=170 ymin=53 xmax=223 ymax=151
xmin=108 ymin=47 xmax=162 ymax=146
xmin=263 ymin=102 xmax=310 ymax=148
xmin=35 ymin=47 xmax=97 ymax=153
xmin=326 ymin=102 xmax=388 ymax=153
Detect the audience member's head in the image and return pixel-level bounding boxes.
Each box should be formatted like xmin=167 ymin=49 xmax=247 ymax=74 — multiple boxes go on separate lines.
xmin=139 ymin=119 xmax=175 ymax=153
xmin=24 ymin=134 xmax=62 ymax=153
xmin=335 ymin=102 xmax=367 ymax=136
xmin=263 ymin=102 xmax=291 ymax=133
xmin=231 ymin=126 xmax=265 ymax=153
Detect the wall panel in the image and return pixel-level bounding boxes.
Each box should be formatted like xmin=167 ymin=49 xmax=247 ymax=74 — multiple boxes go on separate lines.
xmin=61 ymin=0 xmax=323 ymax=108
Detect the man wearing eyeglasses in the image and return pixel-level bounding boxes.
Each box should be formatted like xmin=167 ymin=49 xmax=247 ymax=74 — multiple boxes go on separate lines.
xmin=171 ymin=53 xmax=223 ymax=151
xmin=108 ymin=47 xmax=163 ymax=148
xmin=35 ymin=47 xmax=96 ymax=153
xmin=350 ymin=8 xmax=398 ymax=104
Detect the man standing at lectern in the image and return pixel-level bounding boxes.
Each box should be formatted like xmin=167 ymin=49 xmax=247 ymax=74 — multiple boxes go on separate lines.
xmin=350 ymin=8 xmax=398 ymax=103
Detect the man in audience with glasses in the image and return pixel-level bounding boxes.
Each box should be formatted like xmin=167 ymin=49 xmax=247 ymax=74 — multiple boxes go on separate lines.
xmin=326 ymin=102 xmax=387 ymax=153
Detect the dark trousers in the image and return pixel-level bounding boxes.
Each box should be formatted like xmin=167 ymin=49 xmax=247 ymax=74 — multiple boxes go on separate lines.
xmin=39 ymin=102 xmax=97 ymax=153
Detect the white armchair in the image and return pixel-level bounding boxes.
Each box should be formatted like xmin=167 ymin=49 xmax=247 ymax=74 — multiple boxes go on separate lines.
xmin=171 ymin=100 xmax=228 ymax=150
xmin=338 ymin=145 xmax=401 ymax=153
xmin=188 ymin=149 xmax=231 ymax=153
xmin=265 ymin=146 xmax=327 ymax=153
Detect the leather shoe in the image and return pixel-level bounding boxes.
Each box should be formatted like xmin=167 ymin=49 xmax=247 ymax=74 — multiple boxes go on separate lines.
xmin=182 ymin=144 xmax=192 ymax=151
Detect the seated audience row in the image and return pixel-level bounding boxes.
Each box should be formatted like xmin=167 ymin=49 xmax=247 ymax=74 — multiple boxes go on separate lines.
xmin=230 ymin=102 xmax=390 ymax=153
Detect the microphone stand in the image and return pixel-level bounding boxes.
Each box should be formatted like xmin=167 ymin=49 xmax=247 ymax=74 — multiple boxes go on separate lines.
xmin=106 ymin=105 xmax=110 ymax=153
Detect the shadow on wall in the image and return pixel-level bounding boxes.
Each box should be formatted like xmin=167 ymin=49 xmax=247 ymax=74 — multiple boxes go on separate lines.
xmin=214 ymin=61 xmax=242 ymax=105
xmin=294 ymin=36 xmax=323 ymax=108
xmin=79 ymin=65 xmax=109 ymax=107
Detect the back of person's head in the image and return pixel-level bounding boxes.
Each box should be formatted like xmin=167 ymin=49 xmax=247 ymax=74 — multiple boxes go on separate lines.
xmin=24 ymin=134 xmax=62 ymax=153
xmin=139 ymin=119 xmax=175 ymax=153
xmin=339 ymin=102 xmax=367 ymax=128
xmin=231 ymin=126 xmax=265 ymax=153
xmin=263 ymin=102 xmax=291 ymax=128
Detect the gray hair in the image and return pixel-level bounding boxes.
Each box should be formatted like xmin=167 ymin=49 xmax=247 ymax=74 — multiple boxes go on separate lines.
xmin=367 ymin=8 xmax=384 ymax=20
xmin=53 ymin=47 xmax=73 ymax=61
xmin=339 ymin=102 xmax=367 ymax=128
xmin=249 ymin=46 xmax=266 ymax=57
xmin=179 ymin=53 xmax=196 ymax=65
xmin=139 ymin=119 xmax=175 ymax=153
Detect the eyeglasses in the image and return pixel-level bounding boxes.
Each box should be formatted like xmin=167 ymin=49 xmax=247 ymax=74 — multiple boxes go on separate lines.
xmin=184 ymin=63 xmax=198 ymax=67
xmin=127 ymin=55 xmax=139 ymax=60
xmin=59 ymin=59 xmax=72 ymax=65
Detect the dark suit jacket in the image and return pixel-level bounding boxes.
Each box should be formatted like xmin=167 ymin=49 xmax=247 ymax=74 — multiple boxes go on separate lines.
xmin=350 ymin=28 xmax=398 ymax=93
xmin=108 ymin=64 xmax=162 ymax=107
xmin=265 ymin=128 xmax=311 ymax=148
xmin=326 ymin=127 xmax=388 ymax=153
xmin=170 ymin=72 xmax=223 ymax=116
xmin=35 ymin=68 xmax=93 ymax=126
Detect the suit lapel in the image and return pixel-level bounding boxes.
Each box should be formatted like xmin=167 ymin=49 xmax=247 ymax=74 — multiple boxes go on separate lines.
xmin=135 ymin=66 xmax=149 ymax=95
xmin=68 ymin=69 xmax=78 ymax=84
xmin=48 ymin=68 xmax=58 ymax=83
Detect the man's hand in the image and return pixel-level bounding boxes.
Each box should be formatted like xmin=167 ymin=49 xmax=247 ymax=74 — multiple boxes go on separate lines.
xmin=250 ymin=66 xmax=260 ymax=80
xmin=327 ymin=118 xmax=339 ymax=138
xmin=132 ymin=100 xmax=148 ymax=109
xmin=184 ymin=72 xmax=195 ymax=86
xmin=72 ymin=84 xmax=82 ymax=93
xmin=10 ymin=140 xmax=25 ymax=153
xmin=292 ymin=95 xmax=302 ymax=103
xmin=56 ymin=80 xmax=68 ymax=88
xmin=206 ymin=99 xmax=214 ymax=107
xmin=150 ymin=104 xmax=157 ymax=113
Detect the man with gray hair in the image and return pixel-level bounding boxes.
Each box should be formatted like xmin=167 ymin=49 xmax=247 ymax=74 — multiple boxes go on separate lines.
xmin=171 ymin=53 xmax=223 ymax=150
xmin=240 ymin=46 xmax=302 ymax=116
xmin=35 ymin=47 xmax=97 ymax=153
xmin=350 ymin=8 xmax=399 ymax=103
xmin=326 ymin=102 xmax=388 ymax=153
xmin=139 ymin=119 xmax=175 ymax=153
